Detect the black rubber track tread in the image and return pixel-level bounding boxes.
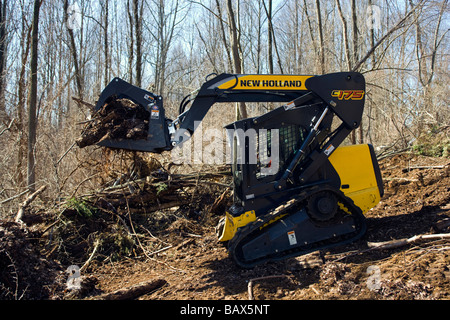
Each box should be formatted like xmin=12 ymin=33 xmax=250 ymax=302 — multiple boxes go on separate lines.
xmin=228 ymin=185 xmax=367 ymax=268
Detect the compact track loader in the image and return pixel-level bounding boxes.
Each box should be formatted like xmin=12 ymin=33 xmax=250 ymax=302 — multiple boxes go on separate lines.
xmin=92 ymin=72 xmax=383 ymax=268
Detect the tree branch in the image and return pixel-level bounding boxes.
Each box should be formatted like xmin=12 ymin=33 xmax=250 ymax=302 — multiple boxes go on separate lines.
xmin=15 ymin=185 xmax=47 ymax=223
xmin=94 ymin=278 xmax=167 ymax=300
xmin=352 ymin=0 xmax=425 ymax=71
xmin=0 ymin=118 xmax=14 ymax=136
xmin=367 ymin=233 xmax=450 ymax=250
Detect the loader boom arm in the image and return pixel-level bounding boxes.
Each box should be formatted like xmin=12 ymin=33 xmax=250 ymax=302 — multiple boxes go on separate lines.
xmin=94 ymin=72 xmax=365 ymax=153
xmin=172 ymin=73 xmax=364 ymax=135
xmin=174 ymin=73 xmax=313 ymax=134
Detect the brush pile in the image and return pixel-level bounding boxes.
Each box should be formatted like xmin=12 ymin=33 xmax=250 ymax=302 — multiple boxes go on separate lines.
xmin=76 ymin=97 xmax=150 ymax=148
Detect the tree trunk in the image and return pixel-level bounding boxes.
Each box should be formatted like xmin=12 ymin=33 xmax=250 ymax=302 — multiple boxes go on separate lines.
xmin=335 ymin=0 xmax=351 ymax=71
xmin=27 ymin=0 xmax=41 ymax=192
xmin=368 ymin=0 xmax=377 ymax=68
xmin=293 ymin=0 xmax=300 ymax=73
xmin=263 ymin=0 xmax=283 ymax=75
xmin=350 ymin=0 xmax=358 ymax=144
xmin=226 ymin=0 xmax=241 ymax=75
xmin=153 ymin=0 xmax=179 ymax=96
xmin=314 ymin=0 xmax=325 ymax=74
xmin=127 ymin=0 xmax=134 ymax=84
xmin=15 ymin=18 xmax=32 ymax=188
xmin=226 ymin=0 xmax=247 ymax=120
xmin=103 ymin=0 xmax=109 ymax=87
xmin=215 ymin=0 xmax=233 ymax=72
xmin=267 ymin=0 xmax=273 ymax=74
xmin=303 ymin=0 xmax=317 ymax=55
xmin=0 ymin=0 xmax=8 ymax=122
xmin=64 ymin=0 xmax=83 ymax=100
xmin=351 ymin=0 xmax=359 ymax=68
xmin=133 ymin=0 xmax=142 ymax=87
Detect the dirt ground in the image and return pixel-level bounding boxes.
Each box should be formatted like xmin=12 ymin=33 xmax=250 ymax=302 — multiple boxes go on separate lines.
xmin=1 ymin=153 xmax=449 ymax=300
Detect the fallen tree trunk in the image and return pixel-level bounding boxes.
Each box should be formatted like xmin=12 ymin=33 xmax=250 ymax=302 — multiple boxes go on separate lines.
xmin=367 ymin=233 xmax=450 ymax=250
xmin=15 ymin=185 xmax=47 ymax=223
xmin=402 ymin=164 xmax=449 ymax=172
xmin=95 ymin=278 xmax=167 ymax=300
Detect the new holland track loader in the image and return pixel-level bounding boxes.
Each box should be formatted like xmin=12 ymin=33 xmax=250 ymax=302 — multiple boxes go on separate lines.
xmin=92 ymin=72 xmax=383 ymax=268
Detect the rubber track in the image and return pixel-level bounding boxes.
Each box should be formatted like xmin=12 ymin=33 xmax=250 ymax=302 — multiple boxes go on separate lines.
xmin=228 ymin=185 xmax=367 ymax=268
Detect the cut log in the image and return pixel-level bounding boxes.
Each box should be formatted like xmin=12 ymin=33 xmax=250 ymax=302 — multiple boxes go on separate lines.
xmin=402 ymin=164 xmax=449 ymax=172
xmin=367 ymin=233 xmax=450 ymax=250
xmin=95 ymin=278 xmax=167 ymax=300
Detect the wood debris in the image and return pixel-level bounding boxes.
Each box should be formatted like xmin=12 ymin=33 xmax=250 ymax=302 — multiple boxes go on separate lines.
xmin=94 ymin=278 xmax=167 ymax=300
xmin=76 ymin=97 xmax=150 ymax=148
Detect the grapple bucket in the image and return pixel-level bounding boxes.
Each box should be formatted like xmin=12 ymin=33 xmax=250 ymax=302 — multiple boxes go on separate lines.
xmin=93 ymin=78 xmax=172 ymax=153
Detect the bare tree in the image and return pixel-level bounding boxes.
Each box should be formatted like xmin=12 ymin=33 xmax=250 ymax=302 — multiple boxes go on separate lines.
xmin=368 ymin=0 xmax=377 ymax=68
xmin=410 ymin=0 xmax=448 ymax=129
xmin=266 ymin=0 xmax=273 ymax=74
xmin=27 ymin=0 xmax=42 ymax=192
xmin=352 ymin=0 xmax=425 ymax=72
xmin=315 ymin=0 xmax=325 ymax=74
xmin=335 ymin=0 xmax=351 ymax=71
xmin=226 ymin=0 xmax=247 ymax=119
xmin=413 ymin=0 xmax=447 ymax=88
xmin=133 ymin=0 xmax=143 ymax=87
xmin=64 ymin=0 xmax=83 ymax=100
xmin=0 ymin=0 xmax=8 ymax=121
xmin=351 ymin=0 xmax=359 ymax=70
xmin=127 ymin=0 xmax=134 ymax=83
xmin=215 ymin=0 xmax=232 ymax=72
xmin=262 ymin=0 xmax=283 ymax=74
xmin=102 ymin=0 xmax=109 ymax=86
xmin=150 ymin=0 xmax=184 ymax=96
xmin=15 ymin=6 xmax=32 ymax=187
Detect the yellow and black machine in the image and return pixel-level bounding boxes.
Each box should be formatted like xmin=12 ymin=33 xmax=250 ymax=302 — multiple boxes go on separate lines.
xmin=94 ymin=72 xmax=383 ymax=268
